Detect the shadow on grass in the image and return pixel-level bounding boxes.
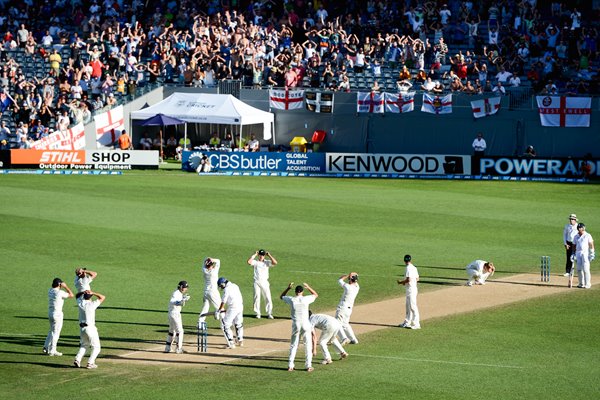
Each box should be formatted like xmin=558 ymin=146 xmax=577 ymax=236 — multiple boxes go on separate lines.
xmin=0 ymin=360 xmax=74 ymax=369
xmin=106 ymin=353 xmax=288 ymax=371
xmin=14 ymin=315 xmax=166 ymax=328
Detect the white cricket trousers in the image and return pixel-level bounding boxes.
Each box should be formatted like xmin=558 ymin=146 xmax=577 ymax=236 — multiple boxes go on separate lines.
xmin=403 ymin=287 xmax=420 ymax=327
xmin=198 ymin=288 xmax=221 ymax=323
xmin=44 ymin=312 xmax=64 ymax=353
xmin=253 ymin=279 xmax=273 ymax=317
xmin=166 ymin=311 xmax=184 ymax=350
xmin=335 ymin=305 xmax=357 ymax=342
xmin=75 ymin=326 xmax=101 ymax=365
xmin=288 ymin=321 xmax=313 ymax=370
xmin=576 ymin=252 xmax=592 ymax=288
xmin=221 ymin=307 xmax=244 ymax=346
xmin=317 ymin=320 xmax=345 ymax=361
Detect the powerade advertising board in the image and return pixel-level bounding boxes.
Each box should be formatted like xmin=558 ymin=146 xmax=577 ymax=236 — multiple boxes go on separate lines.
xmin=478 ymin=157 xmax=598 ymax=178
xmin=182 ymin=151 xmax=327 ymax=174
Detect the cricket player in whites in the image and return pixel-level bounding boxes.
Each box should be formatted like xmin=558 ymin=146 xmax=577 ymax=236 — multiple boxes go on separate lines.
xmin=310 ymin=311 xmax=348 ymax=365
xmin=165 ymin=281 xmax=190 ymax=354
xmin=465 ymin=260 xmax=495 ymax=286
xmin=573 ymin=223 xmax=595 ymax=289
xmin=336 ymin=272 xmax=360 ymax=345
xmin=216 ymin=277 xmax=244 ymax=349
xmin=247 ymin=249 xmax=278 ymax=319
xmin=198 ymin=257 xmax=221 ymax=326
xmin=44 ymin=278 xmax=74 ymax=356
xmin=74 ymin=290 xmax=105 ymax=369
xmin=398 ymin=255 xmax=420 ymax=329
xmin=280 ymin=282 xmax=318 ymax=372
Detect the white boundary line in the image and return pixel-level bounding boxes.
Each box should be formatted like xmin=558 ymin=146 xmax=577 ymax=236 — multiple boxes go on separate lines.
xmin=351 ymin=353 xmax=523 ymax=369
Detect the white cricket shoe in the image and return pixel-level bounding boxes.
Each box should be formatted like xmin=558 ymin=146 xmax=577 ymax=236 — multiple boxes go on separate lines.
xmin=73 ymin=360 xmax=80 ymax=368
xmin=267 ymin=314 xmax=274 ymax=319
xmin=49 ymin=351 xmax=63 ymax=356
xmin=399 ymin=322 xmax=411 ymax=328
xmin=226 ymin=343 xmax=236 ymax=349
xmin=410 ymin=325 xmax=421 ymax=330
xmin=341 ymin=338 xmax=351 ymax=346
xmin=466 ymin=282 xmax=473 ymax=287
xmin=321 ymin=359 xmax=332 ymax=365
xmin=86 ymin=363 xmax=98 ymax=369
xmin=175 ymin=348 xmax=185 ymax=354
xmin=563 ymin=273 xmax=570 ymax=277
xmin=255 ymin=314 xmax=261 ymax=319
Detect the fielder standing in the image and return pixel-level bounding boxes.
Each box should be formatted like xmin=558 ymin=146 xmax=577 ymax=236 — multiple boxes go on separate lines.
xmin=398 ymin=255 xmax=420 ymax=329
xmin=44 ymin=278 xmax=73 ymax=356
xmin=74 ymin=290 xmax=105 ymax=369
xmin=198 ymin=257 xmax=221 ymax=325
xmin=573 ymin=223 xmax=595 ymax=289
xmin=216 ymin=277 xmax=244 ymax=349
xmin=280 ymin=282 xmax=318 ymax=372
xmin=247 ymin=249 xmax=278 ymax=319
xmin=465 ymin=260 xmax=495 ymax=286
xmin=165 ymin=281 xmax=190 ymax=354
xmin=335 ymin=272 xmax=360 ymax=345
xmin=563 ymin=214 xmax=579 ymax=276
xmin=310 ymin=311 xmax=348 ymax=365
xmin=74 ymin=267 xmax=97 ymax=293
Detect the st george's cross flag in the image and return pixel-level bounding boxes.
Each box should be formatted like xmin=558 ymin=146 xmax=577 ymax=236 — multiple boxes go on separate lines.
xmin=421 ymin=93 xmax=452 ymax=114
xmin=471 ymin=97 xmax=501 ymax=118
xmin=357 ymin=91 xmax=384 ymax=113
xmin=269 ymin=88 xmax=304 ymax=110
xmin=384 ymin=92 xmax=415 ymax=113
xmin=536 ymin=96 xmax=591 ymax=127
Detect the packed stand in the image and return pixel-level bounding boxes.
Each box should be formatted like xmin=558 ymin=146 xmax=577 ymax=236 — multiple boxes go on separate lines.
xmin=0 ymin=1 xmax=598 ymax=150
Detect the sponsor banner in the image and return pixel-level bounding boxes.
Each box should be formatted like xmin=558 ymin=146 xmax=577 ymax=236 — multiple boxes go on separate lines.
xmin=326 ymin=153 xmax=471 ymax=175
xmin=478 ymin=157 xmax=599 ymax=178
xmin=182 ymin=151 xmax=327 ymax=173
xmin=10 ymin=150 xmax=159 ymax=170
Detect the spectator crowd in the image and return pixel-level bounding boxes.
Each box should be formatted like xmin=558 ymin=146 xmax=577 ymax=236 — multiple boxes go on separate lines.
xmin=0 ymin=0 xmax=598 ymax=150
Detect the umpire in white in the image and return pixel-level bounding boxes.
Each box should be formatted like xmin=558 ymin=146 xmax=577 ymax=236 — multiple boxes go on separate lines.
xmin=563 ymin=214 xmax=578 ymax=276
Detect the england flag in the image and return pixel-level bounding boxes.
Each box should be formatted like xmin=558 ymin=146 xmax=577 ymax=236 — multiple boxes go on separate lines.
xmin=269 ymin=88 xmax=304 ymax=110
xmin=357 ymin=92 xmax=384 ymax=113
xmin=536 ymin=96 xmax=591 ymax=127
xmin=471 ymin=97 xmax=501 ymax=118
xmin=421 ymin=93 xmax=452 ymax=114
xmin=384 ymin=92 xmax=415 ymax=113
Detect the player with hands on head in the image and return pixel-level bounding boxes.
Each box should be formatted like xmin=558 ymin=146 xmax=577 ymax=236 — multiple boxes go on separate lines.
xmin=280 ymin=282 xmax=318 ymax=372
xmin=165 ymin=281 xmax=190 ymax=354
xmin=74 ymin=289 xmax=106 ymax=369
xmin=465 ymin=260 xmax=495 ymax=286
xmin=44 ymin=278 xmax=74 ymax=356
xmin=74 ymin=267 xmax=98 ymax=293
xmin=398 ymin=254 xmax=421 ymax=329
xmin=335 ymin=272 xmax=360 ymax=345
xmin=573 ymin=223 xmax=595 ymax=289
xmin=247 ymin=249 xmax=278 ymax=319
xmin=198 ymin=257 xmax=221 ymax=326
xmin=216 ymin=277 xmax=244 ymax=349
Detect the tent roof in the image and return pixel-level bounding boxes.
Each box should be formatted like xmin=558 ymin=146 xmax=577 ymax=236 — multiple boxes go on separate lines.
xmin=130 ymin=93 xmax=274 ymax=126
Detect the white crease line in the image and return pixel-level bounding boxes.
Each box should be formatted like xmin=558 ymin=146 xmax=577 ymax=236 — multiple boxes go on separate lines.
xmin=351 ymin=353 xmax=523 ymax=369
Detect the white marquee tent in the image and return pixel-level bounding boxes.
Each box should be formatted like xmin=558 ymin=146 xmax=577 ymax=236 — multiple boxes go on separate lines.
xmin=130 ymin=93 xmax=275 ymax=146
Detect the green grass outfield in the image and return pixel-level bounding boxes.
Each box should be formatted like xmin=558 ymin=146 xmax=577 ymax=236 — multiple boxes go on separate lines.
xmin=1 ymin=173 xmax=599 ymax=399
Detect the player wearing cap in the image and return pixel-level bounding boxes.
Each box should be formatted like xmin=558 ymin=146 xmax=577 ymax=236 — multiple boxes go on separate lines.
xmin=465 ymin=260 xmax=495 ymax=286
xmin=335 ymin=272 xmax=360 ymax=345
xmin=198 ymin=257 xmax=221 ymax=325
xmin=310 ymin=311 xmax=348 ymax=365
xmin=216 ymin=277 xmax=244 ymax=349
xmin=43 ymin=278 xmax=74 ymax=356
xmin=165 ymin=281 xmax=190 ymax=354
xmin=280 ymin=282 xmax=318 ymax=372
xmin=573 ymin=223 xmax=595 ymax=289
xmin=398 ymin=255 xmax=420 ymax=329
xmin=247 ymin=249 xmax=278 ymax=319
xmin=74 ymin=290 xmax=105 ymax=369
xmin=74 ymin=267 xmax=97 ymax=293
xmin=563 ymin=214 xmax=579 ymax=276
